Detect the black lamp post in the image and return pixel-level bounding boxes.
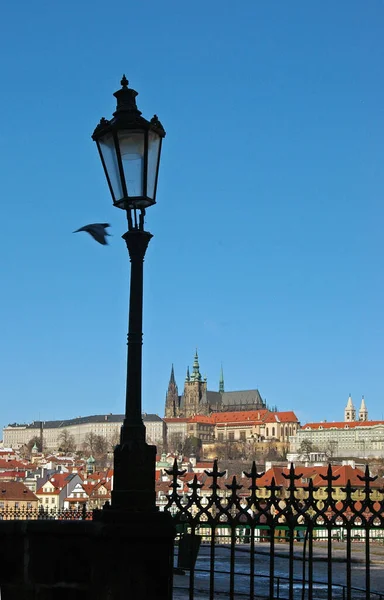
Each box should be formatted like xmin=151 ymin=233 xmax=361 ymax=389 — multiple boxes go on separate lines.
xmin=92 ymin=76 xmax=166 ymax=512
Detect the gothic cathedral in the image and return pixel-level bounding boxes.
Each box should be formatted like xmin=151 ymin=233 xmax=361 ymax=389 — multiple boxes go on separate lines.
xmin=164 ymin=350 xmax=266 ymax=418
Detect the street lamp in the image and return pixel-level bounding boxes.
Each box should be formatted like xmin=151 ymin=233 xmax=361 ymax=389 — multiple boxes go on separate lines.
xmin=92 ymin=76 xmax=166 ymax=512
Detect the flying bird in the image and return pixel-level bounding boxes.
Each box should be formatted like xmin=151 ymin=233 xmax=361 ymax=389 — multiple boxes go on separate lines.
xmin=73 ymin=223 xmax=111 ymax=245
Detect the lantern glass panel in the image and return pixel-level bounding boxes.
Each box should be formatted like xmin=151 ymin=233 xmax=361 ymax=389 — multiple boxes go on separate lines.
xmin=117 ymin=131 xmax=145 ymax=197
xmin=147 ymin=130 xmax=161 ymax=200
xmin=98 ymin=132 xmax=123 ymax=201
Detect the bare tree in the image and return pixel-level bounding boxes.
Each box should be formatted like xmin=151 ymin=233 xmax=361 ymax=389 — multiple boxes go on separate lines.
xmin=83 ymin=432 xmax=108 ymax=467
xmin=264 ymin=441 xmax=280 ymax=461
xmin=182 ymin=436 xmax=202 ymax=460
xmin=298 ymin=439 xmax=315 ymax=461
xmin=167 ymin=432 xmax=184 ymax=454
xmin=93 ymin=435 xmax=108 ymax=457
xmin=20 ymin=436 xmax=42 ymax=459
xmin=57 ymin=429 xmax=76 ymax=453
xmin=324 ymin=439 xmax=338 ymax=462
xmin=82 ymin=432 xmax=98 ymax=456
xmin=214 ymin=441 xmax=243 ymax=461
xmin=108 ymin=428 xmax=120 ymax=452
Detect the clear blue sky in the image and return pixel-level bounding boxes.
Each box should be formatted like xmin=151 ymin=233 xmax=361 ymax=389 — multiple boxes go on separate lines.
xmin=0 ymin=0 xmax=383 ymax=433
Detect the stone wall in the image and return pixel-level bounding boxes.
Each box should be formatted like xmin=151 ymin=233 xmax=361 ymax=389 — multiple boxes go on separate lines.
xmin=0 ymin=512 xmax=175 ymax=599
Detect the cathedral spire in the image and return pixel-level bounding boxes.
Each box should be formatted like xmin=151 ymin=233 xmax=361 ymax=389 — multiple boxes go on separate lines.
xmin=345 ymin=393 xmax=356 ymax=422
xmin=170 ymin=363 xmax=175 ymax=385
xmin=164 ymin=363 xmax=179 ymax=418
xmin=359 ymin=395 xmax=368 ymax=422
xmin=191 ymin=349 xmax=201 ymax=381
xmin=185 ymin=366 xmax=190 ymax=382
xmin=219 ymin=364 xmax=225 ymax=393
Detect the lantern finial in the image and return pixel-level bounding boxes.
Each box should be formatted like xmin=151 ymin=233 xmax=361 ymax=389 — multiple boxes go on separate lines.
xmin=113 ymin=76 xmax=141 ymax=116
xmin=121 ymin=74 xmax=129 ymax=88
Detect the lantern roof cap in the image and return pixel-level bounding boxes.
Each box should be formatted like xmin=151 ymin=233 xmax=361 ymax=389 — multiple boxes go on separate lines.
xmin=92 ymin=76 xmax=165 ymax=140
xmin=113 ymin=74 xmax=142 ymax=117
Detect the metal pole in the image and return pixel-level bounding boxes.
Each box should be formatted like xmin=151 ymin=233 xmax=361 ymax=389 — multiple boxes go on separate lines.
xmin=110 ymin=227 xmax=157 ymax=512
xmin=122 ymin=228 xmax=153 ymax=441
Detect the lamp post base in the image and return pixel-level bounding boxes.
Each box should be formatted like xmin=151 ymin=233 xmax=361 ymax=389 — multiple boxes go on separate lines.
xmin=108 ymin=437 xmax=157 ymax=512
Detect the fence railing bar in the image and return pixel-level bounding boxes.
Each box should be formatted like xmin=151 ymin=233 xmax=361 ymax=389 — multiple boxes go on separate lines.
xmin=365 ymin=525 xmax=370 ymax=600
xmin=288 ymin=522 xmax=295 ymax=600
xmin=209 ymin=524 xmax=216 ymax=600
xmin=229 ymin=525 xmax=236 ymax=600
xmin=189 ymin=524 xmax=196 ymax=600
xmin=269 ymin=526 xmax=275 ymax=600
xmin=327 ymin=523 xmax=333 ymax=600
xmin=249 ymin=527 xmax=255 ymax=600
xmin=308 ymin=525 xmax=314 ymax=600
xmin=346 ymin=526 xmax=352 ymax=600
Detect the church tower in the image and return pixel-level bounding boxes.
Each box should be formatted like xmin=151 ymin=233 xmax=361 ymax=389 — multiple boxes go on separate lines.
xmin=183 ymin=350 xmax=207 ymax=417
xmin=359 ymin=396 xmax=368 ymax=422
xmin=164 ymin=364 xmax=179 ymax=417
xmin=344 ymin=394 xmax=356 ymax=422
xmin=219 ymin=364 xmax=225 ymax=393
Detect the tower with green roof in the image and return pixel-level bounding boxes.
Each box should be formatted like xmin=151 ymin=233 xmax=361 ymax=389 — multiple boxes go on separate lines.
xmin=219 ymin=364 xmax=225 ymax=393
xmin=183 ymin=350 xmax=207 ymax=417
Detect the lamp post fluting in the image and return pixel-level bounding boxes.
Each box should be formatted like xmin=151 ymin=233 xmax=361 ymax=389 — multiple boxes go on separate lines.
xmin=92 ymin=76 xmax=165 ymax=512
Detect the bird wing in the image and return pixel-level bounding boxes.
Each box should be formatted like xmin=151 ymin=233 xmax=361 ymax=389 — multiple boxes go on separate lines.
xmin=73 ymin=223 xmax=110 ymax=245
xmin=89 ymin=229 xmax=108 ymax=245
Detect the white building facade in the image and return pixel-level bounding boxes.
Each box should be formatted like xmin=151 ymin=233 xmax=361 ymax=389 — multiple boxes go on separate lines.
xmin=290 ymin=396 xmax=384 ymax=459
xmin=3 ymin=414 xmax=165 ymax=451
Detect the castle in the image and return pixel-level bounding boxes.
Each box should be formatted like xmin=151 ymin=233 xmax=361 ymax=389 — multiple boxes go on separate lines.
xmin=164 ymin=350 xmax=268 ymax=418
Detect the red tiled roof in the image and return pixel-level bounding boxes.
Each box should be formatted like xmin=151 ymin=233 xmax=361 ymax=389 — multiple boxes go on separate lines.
xmin=0 ymin=470 xmax=26 ymax=479
xmin=36 ymin=473 xmax=72 ymax=495
xmin=0 ymin=459 xmax=28 ymax=470
xmin=302 ymin=420 xmax=384 ymax=430
xmin=264 ymin=411 xmax=299 ymax=423
xmin=192 ymin=410 xmax=298 ymax=426
xmin=168 ymin=410 xmax=299 ymax=427
xmin=212 ymin=410 xmax=269 ymax=424
xmin=188 ymin=416 xmax=215 ymax=424
xmin=81 ymin=484 xmax=94 ymax=496
xmin=256 ymin=466 xmax=384 ymax=489
xmin=0 ymin=482 xmax=38 ymax=501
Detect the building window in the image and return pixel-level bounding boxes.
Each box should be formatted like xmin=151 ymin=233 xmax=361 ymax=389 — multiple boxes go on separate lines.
xmin=228 ymin=432 xmax=235 ymax=442
xmin=272 ymin=427 xmax=275 ymax=438
xmin=218 ymin=433 xmax=224 ymax=442
xmin=0 ymin=502 xmax=4 ymax=509
xmin=240 ymin=431 xmax=246 ymax=441
xmin=15 ymin=502 xmax=19 ymax=509
xmin=45 ymin=498 xmax=49 ymax=504
xmin=51 ymin=498 xmax=55 ymax=504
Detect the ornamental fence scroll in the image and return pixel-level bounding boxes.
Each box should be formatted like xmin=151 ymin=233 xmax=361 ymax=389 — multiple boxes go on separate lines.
xmin=163 ymin=460 xmax=384 ymax=600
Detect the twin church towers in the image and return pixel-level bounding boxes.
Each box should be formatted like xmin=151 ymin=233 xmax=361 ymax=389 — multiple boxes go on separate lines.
xmin=344 ymin=394 xmax=368 ymax=422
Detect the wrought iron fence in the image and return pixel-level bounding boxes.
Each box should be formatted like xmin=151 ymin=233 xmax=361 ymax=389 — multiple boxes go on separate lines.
xmin=0 ymin=504 xmax=93 ymax=520
xmin=3 ymin=461 xmax=384 ymax=599
xmin=163 ymin=460 xmax=384 ymax=600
